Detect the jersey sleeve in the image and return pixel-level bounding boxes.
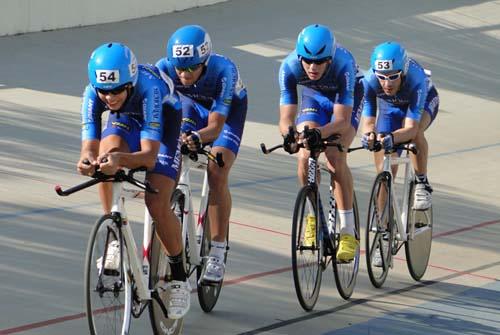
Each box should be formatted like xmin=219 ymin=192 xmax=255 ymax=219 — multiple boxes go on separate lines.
xmin=211 ymin=64 xmax=238 ymax=118
xmin=81 ymin=85 xmax=104 ymax=141
xmin=361 ymin=77 xmax=377 ymax=118
xmin=406 ymin=80 xmax=427 ymax=121
xmin=335 ymin=60 xmax=355 ymax=107
xmin=140 ymin=84 xmax=165 ymax=142
xmin=279 ymin=60 xmax=298 ymax=105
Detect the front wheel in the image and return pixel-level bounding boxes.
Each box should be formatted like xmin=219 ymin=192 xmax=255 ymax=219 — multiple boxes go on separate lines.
xmin=85 ymin=214 xmax=131 ymax=335
xmin=365 ymin=172 xmax=393 ymax=288
xmin=196 ymin=206 xmax=228 ymax=312
xmin=405 ymin=181 xmax=433 ymax=281
xmin=332 ymin=192 xmax=360 ymax=300
xmin=291 ymin=185 xmax=322 ymax=311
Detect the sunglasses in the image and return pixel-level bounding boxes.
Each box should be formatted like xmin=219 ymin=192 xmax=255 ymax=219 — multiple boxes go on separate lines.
xmin=301 ymin=57 xmax=330 ymax=65
xmin=175 ymin=63 xmax=203 ymax=73
xmin=375 ymin=71 xmax=402 ymax=81
xmin=96 ymin=85 xmax=128 ymax=96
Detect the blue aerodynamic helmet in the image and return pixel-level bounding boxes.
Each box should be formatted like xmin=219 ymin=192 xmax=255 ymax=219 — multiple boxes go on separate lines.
xmin=370 ymin=41 xmax=409 ymax=74
xmin=167 ymin=25 xmax=212 ymax=68
xmin=87 ymin=42 xmax=138 ymax=90
xmin=296 ymin=24 xmax=336 ymax=60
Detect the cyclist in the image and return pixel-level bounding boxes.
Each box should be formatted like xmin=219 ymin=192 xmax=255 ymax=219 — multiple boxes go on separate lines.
xmin=78 ymin=42 xmax=190 ymax=319
xmin=361 ymin=41 xmax=439 ymax=267
xmin=156 ymin=25 xmax=248 ymax=283
xmin=278 ymin=24 xmax=364 ymax=262
xmin=361 ymin=41 xmax=439 ymax=211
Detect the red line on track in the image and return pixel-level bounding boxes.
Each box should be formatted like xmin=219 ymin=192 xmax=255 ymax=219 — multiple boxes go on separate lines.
xmin=1 ymin=217 xmax=499 ymax=334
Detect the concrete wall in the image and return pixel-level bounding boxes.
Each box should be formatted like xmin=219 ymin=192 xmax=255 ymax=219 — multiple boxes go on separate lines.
xmin=0 ymin=0 xmax=228 ymax=36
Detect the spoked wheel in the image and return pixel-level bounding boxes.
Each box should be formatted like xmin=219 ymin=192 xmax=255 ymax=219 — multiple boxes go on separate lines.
xmin=149 ymin=190 xmax=185 ymax=335
xmin=291 ymin=185 xmax=322 ymax=311
xmin=405 ymin=181 xmax=433 ymax=281
xmin=196 ymin=206 xmax=228 ymax=312
xmin=366 ymin=172 xmax=394 ymax=288
xmin=85 ymin=214 xmax=131 ymax=335
xmin=333 ymin=192 xmax=360 ymax=299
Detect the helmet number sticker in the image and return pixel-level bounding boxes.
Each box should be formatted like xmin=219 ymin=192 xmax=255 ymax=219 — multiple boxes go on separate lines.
xmin=375 ymin=60 xmax=393 ymax=71
xmin=197 ymin=40 xmax=210 ymax=57
xmin=96 ymin=70 xmax=120 ymax=83
xmin=173 ymin=45 xmax=194 ymax=58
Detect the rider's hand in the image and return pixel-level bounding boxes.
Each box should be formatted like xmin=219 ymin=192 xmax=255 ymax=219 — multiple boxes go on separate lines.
xmin=77 ymin=154 xmax=97 ymax=176
xmin=97 ymin=152 xmax=120 ymax=175
xmin=283 ymin=131 xmax=299 ymax=154
xmin=182 ymin=131 xmax=203 ymax=152
xmin=361 ymin=131 xmax=376 ymax=150
xmin=302 ymin=127 xmax=322 ymax=148
xmin=380 ymin=133 xmax=394 ymax=151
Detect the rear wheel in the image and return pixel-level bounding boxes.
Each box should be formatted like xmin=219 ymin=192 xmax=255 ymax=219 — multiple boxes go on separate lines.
xmin=366 ymin=172 xmax=393 ymax=288
xmin=149 ymin=190 xmax=185 ymax=335
xmin=196 ymin=204 xmax=228 ymax=312
xmin=291 ymin=185 xmax=322 ymax=311
xmin=85 ymin=214 xmax=131 ymax=335
xmin=333 ymin=192 xmax=360 ymax=299
xmin=405 ymin=181 xmax=433 ymax=281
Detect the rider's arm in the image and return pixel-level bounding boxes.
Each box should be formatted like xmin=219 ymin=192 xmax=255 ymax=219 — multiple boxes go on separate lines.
xmin=361 ymin=78 xmax=377 ymax=134
xmin=197 ymin=111 xmax=226 ymax=143
xmin=279 ymin=104 xmax=298 ymax=135
xmin=110 ymin=139 xmax=160 ymax=170
xmin=391 ymin=80 xmax=427 ymax=143
xmin=278 ymin=59 xmax=299 ymax=135
xmin=319 ymin=60 xmax=355 ymax=138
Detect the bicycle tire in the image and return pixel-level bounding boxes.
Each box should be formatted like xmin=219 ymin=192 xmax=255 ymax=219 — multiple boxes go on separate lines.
xmin=291 ymin=185 xmax=322 ymax=311
xmin=85 ymin=214 xmax=132 ymax=335
xmin=365 ymin=172 xmax=393 ymax=288
xmin=333 ymin=191 xmax=360 ymax=299
xmin=405 ymin=181 xmax=433 ymax=281
xmin=196 ymin=204 xmax=229 ymax=312
xmin=149 ymin=190 xmax=185 ymax=335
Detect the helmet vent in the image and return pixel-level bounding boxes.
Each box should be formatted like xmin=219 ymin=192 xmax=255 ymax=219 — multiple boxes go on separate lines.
xmin=316 ymin=45 xmax=326 ymax=56
xmin=107 ymin=43 xmax=113 ymax=48
xmin=304 ymin=45 xmax=312 ymax=55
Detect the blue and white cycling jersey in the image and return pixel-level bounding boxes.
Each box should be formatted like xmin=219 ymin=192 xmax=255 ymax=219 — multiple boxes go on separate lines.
xmin=156 ymin=53 xmax=247 ymax=117
xmin=279 ymin=45 xmax=357 ymax=107
xmin=81 ymin=64 xmax=181 ymax=142
xmin=362 ymin=58 xmax=433 ymax=123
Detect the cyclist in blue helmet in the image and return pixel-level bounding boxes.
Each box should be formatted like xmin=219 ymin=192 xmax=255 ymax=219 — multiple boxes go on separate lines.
xmin=157 ymin=25 xmax=247 ymax=284
xmin=278 ymin=24 xmax=364 ymax=262
xmin=361 ymin=41 xmax=439 ymax=217
xmin=79 ymin=42 xmax=191 ymax=318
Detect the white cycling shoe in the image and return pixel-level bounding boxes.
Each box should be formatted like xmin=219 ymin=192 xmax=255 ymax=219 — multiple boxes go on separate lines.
xmin=201 ymin=256 xmax=225 ymax=283
xmin=164 ymin=280 xmax=191 ymax=320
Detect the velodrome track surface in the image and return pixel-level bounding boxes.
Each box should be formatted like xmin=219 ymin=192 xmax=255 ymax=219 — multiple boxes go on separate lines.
xmin=1 ymin=0 xmax=499 ymax=334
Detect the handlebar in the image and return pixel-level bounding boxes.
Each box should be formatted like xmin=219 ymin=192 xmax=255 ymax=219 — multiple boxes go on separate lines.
xmin=55 ymin=167 xmax=157 ymax=197
xmin=261 ymin=125 xmax=344 ymax=155
xmin=180 ymin=143 xmax=225 ymax=168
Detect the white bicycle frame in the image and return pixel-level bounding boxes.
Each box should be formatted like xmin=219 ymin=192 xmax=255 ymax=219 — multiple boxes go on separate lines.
xmin=383 ymin=151 xmax=432 ymax=243
xmin=176 ymin=153 xmax=210 ymax=269
xmin=109 ymin=181 xmax=154 ymax=303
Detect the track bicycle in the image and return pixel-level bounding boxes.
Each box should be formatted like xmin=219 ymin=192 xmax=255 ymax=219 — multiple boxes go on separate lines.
xmin=55 ymin=167 xmax=184 ymax=335
xmin=261 ymin=126 xmax=361 ymax=311
xmin=167 ymin=143 xmax=228 ymax=314
xmin=364 ymin=142 xmax=433 ymax=288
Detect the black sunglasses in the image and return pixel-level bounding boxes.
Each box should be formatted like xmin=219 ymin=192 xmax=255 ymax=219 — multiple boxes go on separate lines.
xmin=96 ymin=84 xmax=128 ymax=96
xmin=301 ymin=57 xmax=331 ymax=65
xmin=175 ymin=63 xmax=203 ymax=73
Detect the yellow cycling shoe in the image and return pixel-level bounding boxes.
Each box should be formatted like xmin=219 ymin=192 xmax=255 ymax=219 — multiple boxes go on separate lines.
xmin=336 ymin=234 xmax=359 ymax=262
xmin=303 ymin=214 xmax=316 ymax=247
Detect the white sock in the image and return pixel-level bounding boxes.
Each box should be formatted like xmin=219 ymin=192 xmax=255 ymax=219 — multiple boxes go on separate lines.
xmin=339 ymin=209 xmax=355 ymax=236
xmin=209 ymin=241 xmax=226 ymax=261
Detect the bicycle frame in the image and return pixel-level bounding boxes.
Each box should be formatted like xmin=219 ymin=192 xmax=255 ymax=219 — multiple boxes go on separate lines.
xmin=177 ymin=153 xmax=210 ymax=270
xmin=382 ymin=151 xmax=431 ymax=242
xmin=109 ymin=180 xmax=153 ymax=302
